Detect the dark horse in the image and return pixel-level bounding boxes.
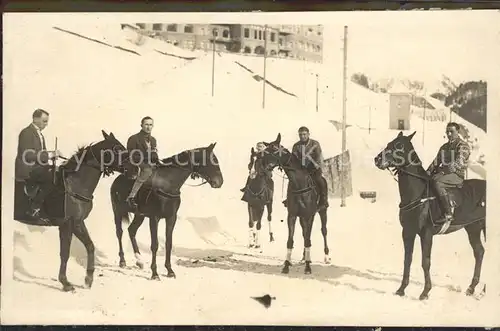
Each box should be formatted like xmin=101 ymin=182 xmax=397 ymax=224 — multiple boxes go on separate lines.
xmin=110 ymin=143 xmax=224 ymax=280
xmin=241 ymin=147 xmax=274 ymax=248
xmin=374 ymin=131 xmax=486 ymax=300
xmin=261 ymin=133 xmax=330 ymax=274
xmin=14 ymin=130 xmax=132 ymax=292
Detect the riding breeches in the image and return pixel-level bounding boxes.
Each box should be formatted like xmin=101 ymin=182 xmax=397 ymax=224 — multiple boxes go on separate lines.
xmin=432 ymin=172 xmax=463 ymax=196
xmin=128 ymin=164 xmax=154 ymax=198
xmin=311 ymin=170 xmax=328 ymax=197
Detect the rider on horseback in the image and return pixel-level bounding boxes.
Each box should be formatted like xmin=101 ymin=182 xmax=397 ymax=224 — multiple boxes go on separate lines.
xmin=291 ymin=126 xmax=329 ymax=211
xmin=16 ymin=109 xmax=62 ymax=219
xmin=126 ymin=116 xmax=162 ymax=209
xmin=240 ymin=142 xmax=272 ymax=192
xmin=426 ymin=122 xmax=471 ymax=223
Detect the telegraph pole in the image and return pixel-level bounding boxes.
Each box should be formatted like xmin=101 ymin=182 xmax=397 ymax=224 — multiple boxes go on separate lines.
xmin=262 ymin=24 xmax=268 ymax=109
xmin=211 ymin=28 xmax=216 ymax=97
xmin=368 ymin=106 xmax=372 ymax=134
xmin=422 ymin=89 xmax=426 ymax=146
xmin=340 ymin=25 xmax=348 ymax=207
xmin=316 ymin=73 xmax=319 ymax=112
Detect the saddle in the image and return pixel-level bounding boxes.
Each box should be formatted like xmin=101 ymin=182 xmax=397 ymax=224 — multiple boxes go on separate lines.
xmin=429 ymin=179 xmax=486 ymax=228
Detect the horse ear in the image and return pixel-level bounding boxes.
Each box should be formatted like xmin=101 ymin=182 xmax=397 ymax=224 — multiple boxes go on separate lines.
xmin=102 ymin=130 xmax=109 ymax=139
xmin=251 ymin=147 xmax=255 ymax=155
xmin=397 ymin=131 xmax=403 ymax=138
xmin=110 ymin=132 xmax=116 ymax=139
xmin=276 ymin=133 xmax=281 ymax=144
xmin=407 ymin=131 xmax=416 ymax=140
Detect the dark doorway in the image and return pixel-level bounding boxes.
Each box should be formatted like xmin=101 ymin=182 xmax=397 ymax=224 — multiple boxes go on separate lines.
xmin=398 ymin=119 xmax=405 ymax=130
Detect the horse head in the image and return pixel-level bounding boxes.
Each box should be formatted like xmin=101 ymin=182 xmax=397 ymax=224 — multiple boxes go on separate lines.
xmin=96 ymin=130 xmax=137 ymax=177
xmin=189 ymin=142 xmax=224 ymax=188
xmin=374 ymin=131 xmax=417 ymax=171
xmin=261 ymin=133 xmax=291 ymax=171
xmin=248 ymin=147 xmax=258 ymax=179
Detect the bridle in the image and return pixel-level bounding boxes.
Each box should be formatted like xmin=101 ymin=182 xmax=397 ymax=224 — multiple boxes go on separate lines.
xmin=168 ymin=149 xmax=213 ymax=187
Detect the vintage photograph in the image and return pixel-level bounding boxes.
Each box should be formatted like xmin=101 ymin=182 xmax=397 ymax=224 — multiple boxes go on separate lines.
xmin=2 ymin=11 xmax=498 ymax=326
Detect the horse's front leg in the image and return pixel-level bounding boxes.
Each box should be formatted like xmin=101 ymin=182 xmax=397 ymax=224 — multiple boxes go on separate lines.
xmin=73 ymin=222 xmax=95 ymax=288
xmin=149 ymin=216 xmax=160 ymax=280
xmin=165 ymin=206 xmax=179 ymax=278
xmin=128 ymin=214 xmax=146 ymax=269
xmin=248 ymin=205 xmax=255 ymax=248
xmin=300 ymin=214 xmax=314 ymax=274
xmin=396 ymin=225 xmax=417 ymax=296
xmin=58 ymin=219 xmax=75 ymax=292
xmin=465 ymin=225 xmax=485 ymax=296
xmin=267 ymin=202 xmax=274 ymax=242
xmin=282 ymin=213 xmax=297 ymax=274
xmin=418 ymin=225 xmax=434 ymax=300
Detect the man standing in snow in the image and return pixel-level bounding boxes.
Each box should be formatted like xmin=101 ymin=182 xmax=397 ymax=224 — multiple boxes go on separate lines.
xmin=291 ymin=126 xmax=329 ymax=210
xmin=426 ymin=122 xmax=471 ymax=223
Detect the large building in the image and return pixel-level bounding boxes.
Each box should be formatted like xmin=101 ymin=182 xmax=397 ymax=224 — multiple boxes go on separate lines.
xmin=134 ymin=23 xmax=323 ymax=63
xmin=389 ymin=93 xmax=412 ymax=130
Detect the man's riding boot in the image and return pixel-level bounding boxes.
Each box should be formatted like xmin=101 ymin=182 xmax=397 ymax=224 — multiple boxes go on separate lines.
xmin=126 ymin=165 xmax=153 ymax=209
xmin=438 ymin=193 xmax=454 ymax=223
xmin=28 ymin=188 xmax=51 ymax=218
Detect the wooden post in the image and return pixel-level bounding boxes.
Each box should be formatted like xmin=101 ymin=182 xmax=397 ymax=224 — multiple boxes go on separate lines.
xmin=341 ymin=26 xmax=348 ymax=207
xmin=262 ymin=25 xmax=268 ymax=109
xmin=316 ymin=73 xmax=319 ymax=112
xmin=211 ymin=28 xmax=216 ymax=97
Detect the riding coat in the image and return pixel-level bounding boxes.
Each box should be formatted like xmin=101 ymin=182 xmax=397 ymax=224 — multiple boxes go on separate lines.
xmin=15 ymin=123 xmax=50 ymax=181
xmin=292 ymin=139 xmax=325 ymax=172
xmin=427 ymin=137 xmax=470 ymax=179
xmin=127 ymin=130 xmax=159 ymax=166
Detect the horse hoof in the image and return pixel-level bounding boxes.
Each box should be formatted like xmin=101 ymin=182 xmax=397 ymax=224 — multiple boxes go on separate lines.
xmin=419 ymin=293 xmax=429 ymax=300
xmin=281 ymin=267 xmax=289 ymax=274
xmin=136 ymin=261 xmax=144 ymax=269
xmin=465 ymin=287 xmax=474 ymax=296
xmin=324 ymin=256 xmax=331 ymax=264
xmin=85 ymin=276 xmax=93 ymax=289
xmin=63 ymin=284 xmax=75 ymax=292
xmin=395 ymin=289 xmax=405 ymax=297
xmin=305 ymin=268 xmax=312 ymax=275
xmin=255 ymin=245 xmax=261 ymax=249
xmin=151 ymin=275 xmax=160 ymax=281
xmin=119 ymin=261 xmax=127 ymax=268
xmin=270 ymin=234 xmax=275 ymax=242
xmin=167 ymin=272 xmax=176 ymax=279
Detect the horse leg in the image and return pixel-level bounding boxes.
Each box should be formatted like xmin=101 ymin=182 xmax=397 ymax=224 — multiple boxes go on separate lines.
xmin=254 ymin=206 xmax=264 ymax=249
xmin=282 ymin=213 xmax=297 ymax=274
xmin=149 ymin=216 xmax=160 ymax=280
xmin=301 ymin=215 xmax=314 ymax=274
xmin=114 ymin=211 xmax=127 ymax=268
xmin=248 ymin=205 xmax=255 ymax=248
xmin=267 ymin=202 xmax=274 ymax=242
xmin=128 ymin=214 xmax=146 ymax=269
xmin=164 ymin=211 xmax=179 ymax=278
xmin=73 ymin=222 xmax=95 ymax=289
xmin=418 ymin=225 xmax=434 ymax=300
xmin=58 ymin=219 xmax=75 ymax=292
xmin=465 ymin=224 xmax=485 ymax=296
xmin=319 ymin=209 xmax=330 ymax=264
xmin=395 ymin=225 xmax=417 ymax=296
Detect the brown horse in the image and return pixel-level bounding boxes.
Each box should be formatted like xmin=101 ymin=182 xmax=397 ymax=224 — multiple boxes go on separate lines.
xmin=261 ymin=133 xmax=330 ymax=274
xmin=241 ymin=147 xmax=274 ymax=248
xmin=14 ymin=130 xmax=132 ymax=292
xmin=110 ymin=143 xmax=224 ymax=280
xmin=374 ymin=131 xmax=486 ymax=300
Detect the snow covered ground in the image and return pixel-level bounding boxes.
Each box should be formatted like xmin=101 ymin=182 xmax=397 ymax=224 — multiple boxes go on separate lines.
xmin=2 ymin=20 xmax=498 ymax=326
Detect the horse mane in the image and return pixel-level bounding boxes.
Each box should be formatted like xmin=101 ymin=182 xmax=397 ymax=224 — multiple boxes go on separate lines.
xmin=60 ymin=144 xmax=93 ymax=171
xmin=160 ymin=146 xmax=207 ymax=167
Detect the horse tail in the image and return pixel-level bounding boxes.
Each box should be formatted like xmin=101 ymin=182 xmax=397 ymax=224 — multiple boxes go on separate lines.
xmin=111 ymin=176 xmax=130 ymax=225
xmin=482 ymin=225 xmax=486 ymax=243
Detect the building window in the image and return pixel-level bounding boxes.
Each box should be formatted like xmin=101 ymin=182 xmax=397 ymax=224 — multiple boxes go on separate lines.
xmin=184 ymin=25 xmax=194 ymax=33
xmin=136 ymin=23 xmax=146 ymax=29
xmin=271 ymin=32 xmax=276 ymax=42
xmin=200 ymin=27 xmax=206 ymax=35
xmin=254 ymin=30 xmax=257 ymax=39
xmin=167 ymin=24 xmax=177 ymax=32
xmin=244 ymin=28 xmax=250 ymax=38
xmin=223 ymin=30 xmax=229 ymax=38
xmin=258 ymin=30 xmax=262 ymax=40
xmin=278 ymin=38 xmax=283 ymax=46
xmin=152 ymin=24 xmax=163 ymax=31
xmin=213 ymin=29 xmax=219 ymax=37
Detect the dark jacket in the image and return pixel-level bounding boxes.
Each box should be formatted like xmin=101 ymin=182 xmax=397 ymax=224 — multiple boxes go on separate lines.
xmin=127 ymin=131 xmax=159 ymax=165
xmin=292 ymin=139 xmax=324 ymax=171
xmin=15 ymin=124 xmax=50 ymax=180
xmin=427 ymin=137 xmax=470 ymax=179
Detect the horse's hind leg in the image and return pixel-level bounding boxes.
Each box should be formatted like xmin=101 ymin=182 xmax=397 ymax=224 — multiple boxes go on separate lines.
xmin=465 ymin=223 xmax=485 ymax=296
xmin=164 ymin=206 xmax=179 ymax=278
xmin=128 ymin=214 xmax=146 ymax=269
xmin=58 ymin=219 xmax=75 ymax=292
xmin=282 ymin=214 xmax=297 ymax=274
xmin=300 ymin=215 xmax=314 ymax=274
xmin=267 ymin=202 xmax=274 ymax=242
xmin=254 ymin=206 xmax=265 ymax=249
xmin=247 ymin=205 xmax=255 ymax=248
xmin=149 ymin=216 xmax=160 ymax=280
xmin=73 ymin=222 xmax=95 ymax=289
xmin=319 ymin=209 xmax=330 ymax=264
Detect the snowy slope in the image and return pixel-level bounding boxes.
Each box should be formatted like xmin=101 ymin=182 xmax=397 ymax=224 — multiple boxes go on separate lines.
xmin=2 ymin=22 xmax=495 ymax=325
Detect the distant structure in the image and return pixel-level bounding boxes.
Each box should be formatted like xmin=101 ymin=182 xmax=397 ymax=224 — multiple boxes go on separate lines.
xmin=389 ymin=93 xmax=412 ymax=130
xmin=133 ymin=23 xmax=323 ymax=63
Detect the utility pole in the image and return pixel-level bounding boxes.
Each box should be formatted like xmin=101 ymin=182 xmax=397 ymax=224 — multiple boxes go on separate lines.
xmin=211 ymin=28 xmax=216 ymax=97
xmin=341 ymin=25 xmax=348 ymax=207
xmin=422 ymin=89 xmax=426 ymax=146
xmin=262 ymin=25 xmax=268 ymax=109
xmin=368 ymin=106 xmax=372 ymax=134
xmin=316 ymin=73 xmax=319 ymax=112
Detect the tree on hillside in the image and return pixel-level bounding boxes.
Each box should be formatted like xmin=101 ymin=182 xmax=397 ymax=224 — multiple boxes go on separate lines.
xmin=351 ymin=73 xmax=370 ymax=89
xmin=445 ymin=80 xmax=487 ymax=132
